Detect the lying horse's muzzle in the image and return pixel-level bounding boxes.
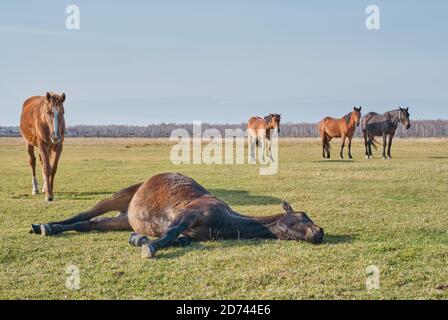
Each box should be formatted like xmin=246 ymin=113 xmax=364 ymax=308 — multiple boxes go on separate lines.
xmin=305 ymin=226 xmax=324 ymax=244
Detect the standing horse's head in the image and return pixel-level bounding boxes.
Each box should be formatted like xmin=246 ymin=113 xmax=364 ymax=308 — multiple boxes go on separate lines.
xmin=265 ymin=113 xmax=281 ymax=134
xmin=352 ymin=106 xmax=362 ymax=127
xmin=42 ymin=92 xmax=65 ymax=144
xmin=399 ymin=107 xmax=411 ymax=129
xmin=275 ymin=201 xmax=324 ymax=244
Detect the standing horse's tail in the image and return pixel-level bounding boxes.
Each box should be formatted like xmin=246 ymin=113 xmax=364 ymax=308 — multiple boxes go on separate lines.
xmin=318 ymin=120 xmax=331 ymax=155
xmin=369 ymin=135 xmax=379 ymax=150
xmin=323 ymin=135 xmax=331 ymax=154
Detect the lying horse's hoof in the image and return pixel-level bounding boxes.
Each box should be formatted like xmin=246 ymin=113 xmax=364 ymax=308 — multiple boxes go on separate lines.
xmin=177 ymin=236 xmax=192 ymax=247
xmin=30 ymin=224 xmax=42 ymax=234
xmin=128 ymin=233 xmax=149 ymax=247
xmin=141 ymin=243 xmax=157 ymax=259
xmin=40 ymin=223 xmax=52 ymax=236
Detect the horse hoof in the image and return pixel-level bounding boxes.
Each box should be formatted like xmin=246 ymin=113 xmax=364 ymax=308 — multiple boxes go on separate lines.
xmin=45 ymin=196 xmax=54 ymax=202
xmin=178 ymin=236 xmax=192 ymax=247
xmin=40 ymin=224 xmax=52 ymax=236
xmin=128 ymin=233 xmax=149 ymax=247
xmin=32 ymin=190 xmax=39 ymax=195
xmin=141 ymin=244 xmax=157 ymax=259
xmin=30 ymin=224 xmax=42 ymax=234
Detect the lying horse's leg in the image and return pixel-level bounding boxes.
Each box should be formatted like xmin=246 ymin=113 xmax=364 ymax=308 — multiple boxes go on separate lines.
xmin=128 ymin=233 xmax=192 ymax=248
xmin=40 ymin=212 xmax=131 ymax=236
xmin=31 ymin=183 xmax=142 ymax=234
xmin=140 ymin=209 xmax=200 ymax=259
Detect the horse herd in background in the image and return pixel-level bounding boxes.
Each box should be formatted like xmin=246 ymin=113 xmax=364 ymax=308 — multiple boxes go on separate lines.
xmin=18 ymin=92 xmax=411 ymax=258
xmin=19 ymin=92 xmax=411 ymax=202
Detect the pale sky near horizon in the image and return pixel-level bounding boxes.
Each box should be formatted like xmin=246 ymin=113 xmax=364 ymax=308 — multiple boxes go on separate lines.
xmin=1 ymin=0 xmax=447 ymax=126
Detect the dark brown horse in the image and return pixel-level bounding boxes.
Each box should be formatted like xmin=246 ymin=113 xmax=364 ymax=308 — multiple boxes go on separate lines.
xmin=318 ymin=107 xmax=361 ymax=159
xmin=247 ymin=114 xmax=281 ymax=161
xmin=20 ymin=92 xmax=66 ymax=201
xmin=31 ymin=173 xmax=324 ymax=259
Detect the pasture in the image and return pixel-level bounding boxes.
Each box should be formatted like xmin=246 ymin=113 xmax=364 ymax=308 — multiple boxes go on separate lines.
xmin=0 ymin=137 xmax=447 ymax=299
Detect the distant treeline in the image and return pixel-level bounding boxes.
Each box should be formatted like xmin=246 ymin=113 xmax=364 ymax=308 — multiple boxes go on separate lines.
xmin=1 ymin=120 xmax=448 ymax=138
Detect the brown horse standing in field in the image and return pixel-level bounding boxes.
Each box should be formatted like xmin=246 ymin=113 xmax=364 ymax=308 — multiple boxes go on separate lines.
xmin=247 ymin=114 xmax=281 ymax=162
xmin=319 ymin=107 xmax=361 ymax=159
xmin=20 ymin=92 xmax=66 ymax=201
xmin=31 ymin=173 xmax=324 ymax=259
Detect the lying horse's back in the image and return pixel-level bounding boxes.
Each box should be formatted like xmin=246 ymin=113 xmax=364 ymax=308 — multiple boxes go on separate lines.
xmin=127 ymin=173 xmax=220 ymax=238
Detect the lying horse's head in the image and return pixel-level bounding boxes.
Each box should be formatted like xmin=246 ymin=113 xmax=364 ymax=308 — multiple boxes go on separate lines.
xmin=42 ymin=92 xmax=65 ymax=144
xmin=275 ymin=201 xmax=324 ymax=244
xmin=265 ymin=113 xmax=281 ymax=133
xmin=399 ymin=107 xmax=411 ymax=129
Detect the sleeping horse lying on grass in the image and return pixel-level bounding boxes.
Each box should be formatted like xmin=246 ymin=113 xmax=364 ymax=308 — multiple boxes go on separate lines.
xmin=31 ymin=173 xmax=324 ymax=258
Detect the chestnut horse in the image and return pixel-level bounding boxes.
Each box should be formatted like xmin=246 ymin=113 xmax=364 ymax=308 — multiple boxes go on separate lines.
xmin=318 ymin=107 xmax=361 ymax=159
xmin=247 ymin=113 xmax=281 ymax=162
xmin=20 ymin=92 xmax=66 ymax=201
xmin=31 ymin=173 xmax=324 ymax=259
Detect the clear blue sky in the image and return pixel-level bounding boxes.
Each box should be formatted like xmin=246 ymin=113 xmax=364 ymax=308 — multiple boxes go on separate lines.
xmin=1 ymin=0 xmax=447 ymax=125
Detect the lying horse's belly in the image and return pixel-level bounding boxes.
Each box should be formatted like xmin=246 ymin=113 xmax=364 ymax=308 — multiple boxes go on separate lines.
xmin=127 ymin=172 xmax=211 ymax=237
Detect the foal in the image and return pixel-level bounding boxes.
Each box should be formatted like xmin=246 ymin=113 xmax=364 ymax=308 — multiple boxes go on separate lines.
xmin=247 ymin=114 xmax=281 ymax=162
xmin=319 ymin=107 xmax=362 ymax=159
xmin=19 ymin=92 xmax=66 ymax=201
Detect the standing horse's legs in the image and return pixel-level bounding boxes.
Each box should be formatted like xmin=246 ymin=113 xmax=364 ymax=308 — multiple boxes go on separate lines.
xmin=259 ymin=136 xmax=266 ymax=162
xmin=368 ymin=134 xmax=374 ymax=158
xmin=363 ymin=131 xmax=369 ymax=159
xmin=387 ymin=132 xmax=395 ymax=159
xmin=321 ymin=135 xmax=326 ymax=159
xmin=140 ymin=210 xmax=200 ymax=258
xmin=40 ymin=212 xmax=131 ymax=236
xmin=348 ymin=136 xmax=353 ymax=159
xmin=26 ymin=144 xmax=39 ymax=195
xmin=38 ymin=143 xmax=53 ymax=201
xmin=49 ymin=144 xmax=63 ymax=195
xmin=266 ymin=138 xmax=274 ymax=161
xmin=382 ymin=134 xmax=387 ymax=159
xmin=340 ymin=136 xmax=346 ymax=159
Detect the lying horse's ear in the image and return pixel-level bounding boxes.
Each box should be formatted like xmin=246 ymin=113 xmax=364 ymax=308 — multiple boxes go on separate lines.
xmin=406 ymin=107 xmax=409 ymax=112
xmin=282 ymin=201 xmax=293 ymax=213
xmin=60 ymin=93 xmax=66 ymax=102
xmin=45 ymin=92 xmax=52 ymax=102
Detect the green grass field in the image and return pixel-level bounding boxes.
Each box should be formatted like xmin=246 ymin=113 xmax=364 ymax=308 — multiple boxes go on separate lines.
xmin=0 ymin=137 xmax=447 ymax=299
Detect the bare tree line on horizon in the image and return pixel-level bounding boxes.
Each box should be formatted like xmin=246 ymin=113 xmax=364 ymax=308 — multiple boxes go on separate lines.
xmin=1 ymin=120 xmax=448 ymax=138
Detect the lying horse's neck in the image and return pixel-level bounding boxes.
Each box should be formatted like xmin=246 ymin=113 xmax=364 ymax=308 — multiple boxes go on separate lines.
xmin=217 ymin=209 xmax=283 ymax=239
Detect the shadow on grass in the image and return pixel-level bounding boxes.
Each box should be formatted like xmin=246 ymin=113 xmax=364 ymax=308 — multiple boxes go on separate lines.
xmin=156 ymin=234 xmax=353 ymax=260
xmin=209 ymin=189 xmax=282 ymax=206
xmin=427 ymin=156 xmax=448 ymax=159
xmin=313 ymin=160 xmax=354 ymax=163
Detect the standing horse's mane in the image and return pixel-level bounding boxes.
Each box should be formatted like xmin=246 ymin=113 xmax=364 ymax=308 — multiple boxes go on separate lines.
xmin=343 ymin=112 xmax=353 ymax=125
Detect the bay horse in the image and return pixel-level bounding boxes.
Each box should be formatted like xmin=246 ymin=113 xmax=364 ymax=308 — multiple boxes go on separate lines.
xmin=361 ymin=107 xmax=411 ymax=159
xmin=30 ymin=172 xmax=324 ymax=259
xmin=247 ymin=114 xmax=281 ymax=162
xmin=318 ymin=107 xmax=362 ymax=159
xmin=19 ymin=92 xmax=66 ymax=201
